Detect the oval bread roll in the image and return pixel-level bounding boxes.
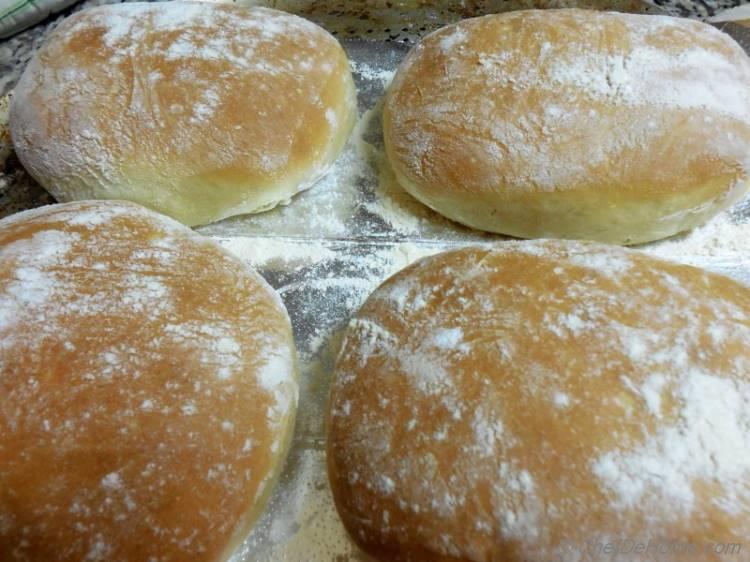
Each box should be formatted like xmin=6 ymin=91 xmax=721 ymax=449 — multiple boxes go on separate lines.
xmin=10 ymin=2 xmax=357 ymax=227
xmin=0 ymin=201 xmax=298 ymax=561
xmin=328 ymin=240 xmax=750 ymax=561
xmin=383 ymin=10 xmax=750 ymax=244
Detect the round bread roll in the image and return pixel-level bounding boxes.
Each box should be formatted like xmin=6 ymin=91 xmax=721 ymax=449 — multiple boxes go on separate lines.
xmin=0 ymin=201 xmax=298 ymax=561
xmin=9 ymin=2 xmax=356 ymax=227
xmin=383 ymin=10 xmax=750 ymax=244
xmin=328 ymin=240 xmax=750 ymax=562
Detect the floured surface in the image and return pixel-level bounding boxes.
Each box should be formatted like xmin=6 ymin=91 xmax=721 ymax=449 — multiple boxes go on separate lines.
xmin=0 ymin=201 xmax=298 ymax=562
xmin=639 ymin=201 xmax=750 ymax=285
xmin=327 ymin=241 xmax=750 ymax=561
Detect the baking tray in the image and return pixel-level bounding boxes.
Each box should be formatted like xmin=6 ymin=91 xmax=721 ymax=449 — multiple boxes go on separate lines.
xmin=1 ymin=2 xmax=750 ymax=561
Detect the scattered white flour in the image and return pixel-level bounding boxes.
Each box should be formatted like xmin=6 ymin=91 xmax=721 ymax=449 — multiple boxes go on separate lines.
xmin=642 ymin=211 xmax=750 ymax=261
xmin=552 ymin=392 xmax=571 ymax=409
xmin=101 ymin=472 xmax=122 ymax=490
xmin=472 ymin=408 xmax=504 ymax=456
xmin=565 ymin=249 xmax=635 ymax=276
xmin=593 ymin=370 xmax=750 ymax=516
xmin=438 ymin=27 xmax=468 ymax=52
xmin=217 ymin=237 xmax=336 ymax=265
xmin=640 ymin=374 xmax=667 ymax=418
xmin=0 ymin=228 xmax=73 ymax=333
xmin=349 ymin=60 xmax=395 ymax=88
xmin=399 ymin=349 xmax=455 ymax=395
xmin=257 ymin=348 xmax=298 ymax=426
xmin=429 ymin=327 xmax=464 ymax=350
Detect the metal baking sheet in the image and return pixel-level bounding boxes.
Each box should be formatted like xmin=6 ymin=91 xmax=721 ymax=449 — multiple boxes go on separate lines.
xmin=1 ymin=2 xmax=750 ymax=561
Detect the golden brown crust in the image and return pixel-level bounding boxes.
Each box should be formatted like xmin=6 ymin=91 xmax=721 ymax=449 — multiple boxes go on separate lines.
xmin=383 ymin=10 xmax=750 ymax=244
xmin=10 ymin=2 xmax=357 ymax=226
xmin=0 ymin=201 xmax=298 ymax=562
xmin=328 ymin=240 xmax=750 ymax=562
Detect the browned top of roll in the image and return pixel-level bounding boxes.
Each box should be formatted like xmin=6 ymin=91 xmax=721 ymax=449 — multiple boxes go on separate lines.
xmin=0 ymin=201 xmax=298 ymax=562
xmin=384 ymin=9 xmax=750 ymax=199
xmin=328 ymin=240 xmax=750 ymax=562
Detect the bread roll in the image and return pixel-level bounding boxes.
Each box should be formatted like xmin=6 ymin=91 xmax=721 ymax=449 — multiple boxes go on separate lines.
xmin=0 ymin=201 xmax=298 ymax=561
xmin=9 ymin=2 xmax=356 ymax=227
xmin=383 ymin=10 xmax=750 ymax=244
xmin=327 ymin=240 xmax=750 ymax=562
